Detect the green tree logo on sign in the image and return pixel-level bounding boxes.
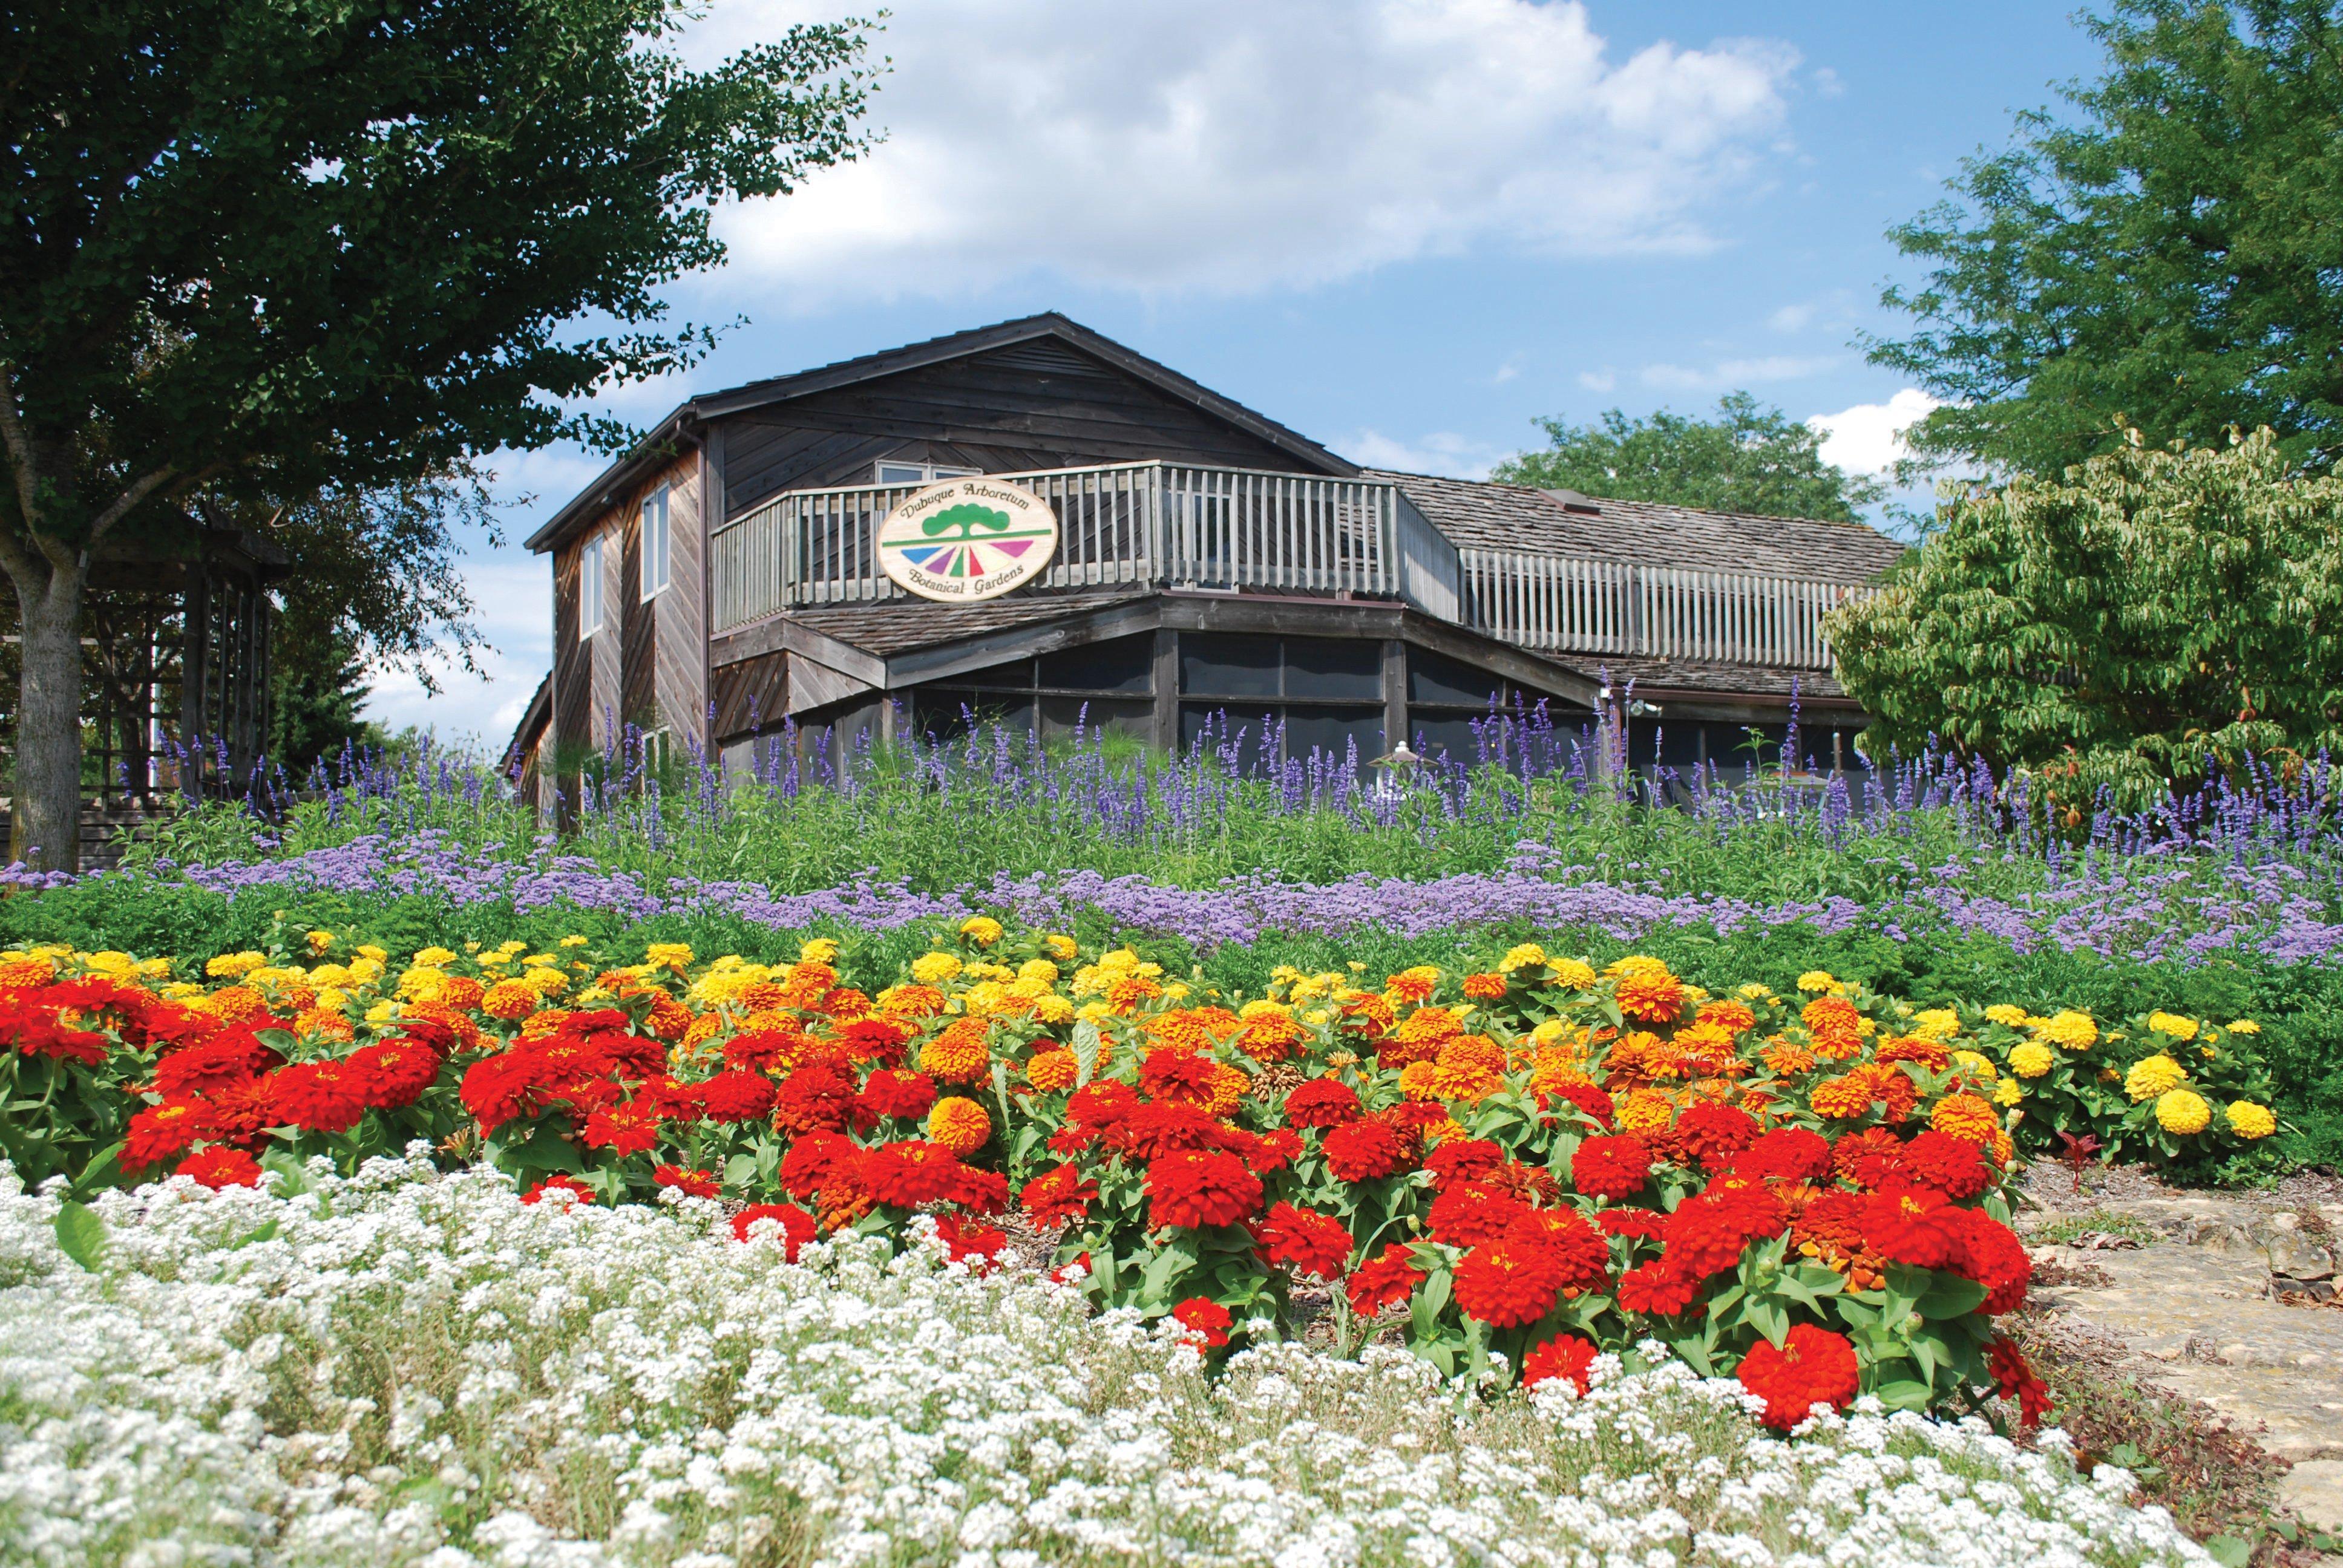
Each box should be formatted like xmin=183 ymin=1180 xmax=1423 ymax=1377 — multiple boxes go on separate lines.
xmin=922 ymin=503 xmax=1014 ymax=539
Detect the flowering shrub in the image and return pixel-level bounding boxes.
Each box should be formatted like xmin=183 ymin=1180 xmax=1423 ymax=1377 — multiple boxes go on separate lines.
xmin=0 ymin=1156 xmax=2209 ymax=1567
xmin=0 ymin=926 xmax=2278 ymax=1425
xmin=1964 ymin=1002 xmax=2282 ymax=1163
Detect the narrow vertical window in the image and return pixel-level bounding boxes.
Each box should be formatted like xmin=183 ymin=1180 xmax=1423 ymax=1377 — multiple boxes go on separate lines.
xmin=640 ymin=486 xmax=670 ymax=599
xmin=580 ymin=533 xmax=605 ymax=636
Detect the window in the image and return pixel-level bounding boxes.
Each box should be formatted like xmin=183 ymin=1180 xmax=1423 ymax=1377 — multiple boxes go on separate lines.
xmin=640 ymin=486 xmax=670 ymax=599
xmin=908 ymin=633 xmax=1155 ymax=743
xmin=578 ymin=533 xmax=605 ymax=637
xmin=874 ymin=460 xmax=981 ymax=486
xmin=1178 ymin=634 xmax=1386 ymax=773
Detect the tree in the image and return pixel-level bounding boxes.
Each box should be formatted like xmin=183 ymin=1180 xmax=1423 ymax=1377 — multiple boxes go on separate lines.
xmin=1870 ymin=1 xmax=2343 ymax=479
xmin=1823 ymin=428 xmax=2343 ymax=801
xmin=269 ymin=630 xmax=375 ymax=777
xmin=1491 ymin=392 xmax=1887 ymax=523
xmin=0 ymin=1 xmax=878 ymax=868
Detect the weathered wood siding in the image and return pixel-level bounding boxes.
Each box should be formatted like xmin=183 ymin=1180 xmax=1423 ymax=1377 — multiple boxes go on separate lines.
xmin=720 ymin=339 xmax=1314 ymax=520
xmin=591 ymin=517 xmax=621 ymax=743
xmin=552 ymin=540 xmax=589 ymax=762
xmin=710 ymin=649 xmax=788 ymax=741
xmin=652 ymin=453 xmax=707 ymax=750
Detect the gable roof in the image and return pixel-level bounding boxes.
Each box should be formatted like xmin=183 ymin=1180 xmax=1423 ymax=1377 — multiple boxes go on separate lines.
xmin=1379 ymin=470 xmax=1907 ymax=584
xmin=524 ymin=313 xmax=1352 ymax=552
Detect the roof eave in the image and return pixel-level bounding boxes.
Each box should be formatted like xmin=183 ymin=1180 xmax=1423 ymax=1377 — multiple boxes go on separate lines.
xmin=521 ymin=403 xmax=699 ymax=554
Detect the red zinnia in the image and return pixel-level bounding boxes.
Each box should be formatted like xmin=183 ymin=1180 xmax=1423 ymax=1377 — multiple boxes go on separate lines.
xmin=933 ymin=1214 xmax=1006 ymax=1264
xmin=1669 ymin=1102 xmax=1760 ymax=1172
xmin=124 ymin=1100 xmax=206 ymax=1169
xmin=267 ymin=1061 xmax=368 ymax=1135
xmin=1426 ymin=1181 xmax=1529 ymax=1249
xmin=1662 ymin=1177 xmax=1787 ymax=1278
xmin=1896 ymin=1129 xmax=1991 ymax=1200
xmin=1020 ymin=1162 xmax=1100 ymax=1230
xmin=652 ymin=1163 xmax=720 ymax=1198
xmin=1283 ymin=1076 xmax=1362 ymax=1129
xmin=1345 ymin=1242 xmax=1426 ymax=1315
xmin=732 ymin=1202 xmax=816 ymax=1258
xmin=772 ymin=1065 xmax=856 ymax=1135
xmin=856 ymin=1068 xmax=938 ymax=1123
xmin=1170 ymin=1296 xmax=1234 ymax=1350
xmin=1736 ymin=1324 xmax=1860 ymax=1429
xmin=522 ymin=1174 xmax=595 ymax=1205
xmin=175 ymin=1146 xmax=263 ymax=1190
xmin=699 ymin=1070 xmax=779 ymax=1124
xmin=1615 ymin=1259 xmax=1702 ymax=1316
xmin=1322 ymin=1117 xmax=1407 ymax=1182
xmin=1596 ymin=1207 xmax=1668 ymax=1241
xmin=1111 ymin=1101 xmax=1237 ymax=1161
xmin=1065 ymin=1080 xmax=1139 ymax=1131
xmin=1452 ymin=1230 xmax=1568 ymax=1328
xmin=1253 ymin=1201 xmax=1353 ymax=1278
xmin=780 ymin=1129 xmax=858 ymax=1199
xmin=1513 ymin=1209 xmax=1613 ymax=1291
xmin=1424 ymin=1137 xmax=1502 ymax=1189
xmin=1540 ymin=1080 xmax=1616 ymax=1129
xmin=1570 ymin=1134 xmax=1652 ymax=1201
xmin=152 ymin=1031 xmax=281 ymax=1100
xmin=1832 ymin=1126 xmax=1907 ymax=1189
xmin=1146 ymin=1148 xmax=1264 ymax=1230
xmin=860 ymin=1140 xmax=967 ymax=1208
xmin=1862 ymin=1185 xmax=1961 ymax=1269
xmin=1522 ymin=1333 xmax=1600 ymax=1395
xmin=346 ymin=1039 xmax=442 ymax=1110
xmin=1948 ymin=1207 xmax=2031 ymax=1313
xmin=1731 ymin=1127 xmax=1833 ymax=1183
xmin=1139 ymin=1047 xmax=1221 ymax=1104
xmin=581 ymin=1103 xmax=660 ymax=1157
xmin=1990 ymin=1333 xmax=2053 ymax=1427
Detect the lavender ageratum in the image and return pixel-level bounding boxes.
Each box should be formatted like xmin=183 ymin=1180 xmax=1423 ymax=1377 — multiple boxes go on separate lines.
xmin=64 ymin=828 xmax=2343 ymax=960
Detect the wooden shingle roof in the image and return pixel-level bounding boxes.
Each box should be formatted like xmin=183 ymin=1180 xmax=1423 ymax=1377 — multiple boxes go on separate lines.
xmin=1375 ymin=471 xmax=1907 ymax=584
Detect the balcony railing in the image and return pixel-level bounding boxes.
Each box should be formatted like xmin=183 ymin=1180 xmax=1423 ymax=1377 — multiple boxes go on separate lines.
xmin=709 ymin=461 xmax=1450 ymax=633
xmin=1457 ymin=549 xmax=1862 ymax=670
xmin=706 ymin=460 xmax=1866 ymax=670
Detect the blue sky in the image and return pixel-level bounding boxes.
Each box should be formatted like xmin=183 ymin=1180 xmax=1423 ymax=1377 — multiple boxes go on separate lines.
xmin=370 ymin=0 xmax=2108 ymax=747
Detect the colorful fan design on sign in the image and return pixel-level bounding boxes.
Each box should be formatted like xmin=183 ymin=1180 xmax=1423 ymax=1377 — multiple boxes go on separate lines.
xmin=876 ymin=482 xmax=1061 ymax=603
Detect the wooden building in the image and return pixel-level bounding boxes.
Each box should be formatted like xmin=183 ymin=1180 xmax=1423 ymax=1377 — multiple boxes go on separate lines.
xmin=508 ymin=315 xmax=1904 ymax=795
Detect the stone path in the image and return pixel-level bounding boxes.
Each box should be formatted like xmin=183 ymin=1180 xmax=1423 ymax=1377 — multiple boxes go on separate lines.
xmin=2017 ymin=1167 xmax=2343 ymax=1537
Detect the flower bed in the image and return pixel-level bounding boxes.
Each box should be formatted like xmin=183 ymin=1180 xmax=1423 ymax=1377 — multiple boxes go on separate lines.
xmin=0 ymin=927 xmax=2283 ymax=1426
xmin=2 ymin=1157 xmax=2209 ymax=1568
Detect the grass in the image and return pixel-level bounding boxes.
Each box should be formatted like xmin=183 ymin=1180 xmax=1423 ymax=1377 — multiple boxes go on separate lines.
xmin=2030 ymin=1212 xmax=2168 ymax=1249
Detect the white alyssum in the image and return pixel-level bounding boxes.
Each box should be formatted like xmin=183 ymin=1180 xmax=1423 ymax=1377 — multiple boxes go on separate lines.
xmin=0 ymin=1153 xmax=2206 ymax=1568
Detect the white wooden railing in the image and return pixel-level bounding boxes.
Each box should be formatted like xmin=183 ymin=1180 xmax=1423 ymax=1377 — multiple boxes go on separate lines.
xmin=1458 ymin=548 xmax=1862 ymax=670
xmin=707 ymin=461 xmax=1866 ymax=670
xmin=710 ymin=462 xmax=1429 ymax=631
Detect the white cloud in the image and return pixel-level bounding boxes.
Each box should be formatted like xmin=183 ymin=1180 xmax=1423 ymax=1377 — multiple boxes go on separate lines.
xmin=1491 ymin=357 xmax=1522 ymax=385
xmin=1342 ymin=429 xmax=1503 ymax=479
xmin=1806 ymin=387 xmax=1938 ymax=475
xmin=361 ymin=558 xmax=552 ymax=753
xmin=1576 ymin=368 xmax=1617 ymax=393
xmin=1639 ymin=353 xmax=1837 ymax=391
xmin=692 ymin=0 xmax=1798 ymax=303
xmin=1765 ymin=302 xmax=1814 ymax=333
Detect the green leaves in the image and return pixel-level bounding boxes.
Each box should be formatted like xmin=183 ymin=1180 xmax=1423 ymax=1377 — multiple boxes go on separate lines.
xmin=54 ymin=1200 xmax=107 ymax=1271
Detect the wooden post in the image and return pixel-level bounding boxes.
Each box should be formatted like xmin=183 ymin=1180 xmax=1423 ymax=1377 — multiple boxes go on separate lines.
xmin=1150 ymin=627 xmax=1179 ymax=754
xmin=1380 ymin=638 xmax=1407 ymax=754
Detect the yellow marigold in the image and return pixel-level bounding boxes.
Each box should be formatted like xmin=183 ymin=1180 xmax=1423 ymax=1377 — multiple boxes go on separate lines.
xmin=2007 ymin=1041 xmax=2055 ymax=1079
xmin=206 ymin=950 xmax=266 ymax=979
xmin=644 ymin=942 xmax=693 ymax=972
xmin=83 ymin=950 xmax=138 ymax=978
xmin=1529 ymin=1018 xmax=1576 ymax=1050
xmin=1529 ymin=1053 xmax=1591 ymax=1097
xmin=521 ymin=1009 xmax=569 ymax=1040
xmin=958 ymin=915 xmax=1004 ymax=946
xmin=315 ymin=986 xmax=351 ymax=1016
xmin=2123 ymin=1053 xmax=2187 ymax=1102
xmin=1614 ymin=969 xmax=1684 ymax=1025
xmin=1205 ymin=1062 xmax=1250 ymax=1117
xmin=1392 ymin=1006 xmax=1464 ymax=1048
xmin=681 ymin=1014 xmax=725 ymax=1051
xmin=1910 ymin=1008 xmax=1960 ymax=1041
xmin=1548 ymin=958 xmax=1598 ymax=990
xmin=1951 ymin=1048 xmax=1997 ymax=1080
xmin=1604 ymin=954 xmax=1668 ymax=978
xmin=1993 ymin=1077 xmax=2024 ymax=1107
xmin=296 ymin=1008 xmax=355 ymax=1044
xmin=1043 ymin=933 xmax=1078 ymax=961
xmin=1031 ymin=993 xmax=1075 ymax=1025
xmin=2155 ymin=1088 xmax=2212 ymax=1135
xmin=411 ymin=946 xmax=457 ymax=967
xmin=1796 ymin=970 xmax=1838 ymax=994
xmin=160 ymin=981 xmax=205 ymax=1001
xmin=911 ymin=952 xmax=963 ymax=985
xmin=1614 ymin=1087 xmax=1676 ymax=1134
xmin=1427 ymin=1058 xmax=1504 ymax=1105
xmin=1025 ymin=1051 xmax=1079 ymax=1093
xmin=2225 ymin=1019 xmax=2260 ymax=1034
xmin=2226 ymin=1100 xmax=2276 ymax=1140
xmin=1737 ymin=982 xmax=1775 ymax=1002
xmin=2036 ymin=1010 xmax=2098 ymax=1050
xmin=260 ymin=978 xmax=318 ymax=1016
xmin=523 ymin=967 xmax=569 ymax=998
xmin=1386 ymin=965 xmax=1443 ymax=1004
xmin=308 ymin=962 xmax=353 ymax=987
xmin=478 ymin=978 xmax=540 ymax=1021
xmin=920 ymin=1018 xmax=992 ymax=1083
xmin=434 ymin=976 xmax=485 ymax=1013
xmin=1397 ymin=1059 xmax=1444 ymax=1102
xmin=962 ymin=981 xmax=1015 ymax=1017
xmin=305 ymin=930 xmax=334 ymax=955
xmin=1808 ymin=1073 xmax=1875 ymax=1119
xmin=798 ymin=937 xmax=840 ymax=964
xmin=349 ymin=957 xmax=385 ymax=983
xmin=364 ymin=999 xmax=399 ymax=1026
xmin=1017 ymin=959 xmax=1060 ymax=987
xmin=197 ymin=986 xmax=270 ymax=1024
xmin=1498 ymin=942 xmax=1547 ymax=972
xmin=926 ymin=1096 xmax=992 ymax=1155
xmin=2147 ymin=1011 xmax=2198 ymax=1042
xmin=1984 ymin=1004 xmax=2030 ymax=1028
xmin=1930 ymin=1093 xmax=2000 ymax=1145
xmin=1106 ymin=975 xmax=1162 ymax=1013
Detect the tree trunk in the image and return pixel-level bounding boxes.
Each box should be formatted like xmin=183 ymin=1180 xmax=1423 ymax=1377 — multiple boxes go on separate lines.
xmin=11 ymin=561 xmax=88 ymax=873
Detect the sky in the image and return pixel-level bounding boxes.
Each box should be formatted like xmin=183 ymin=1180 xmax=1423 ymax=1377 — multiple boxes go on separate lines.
xmin=365 ymin=0 xmax=2109 ymax=749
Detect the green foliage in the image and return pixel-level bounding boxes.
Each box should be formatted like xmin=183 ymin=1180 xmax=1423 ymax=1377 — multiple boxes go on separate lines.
xmin=1492 ymin=391 xmax=1887 ymax=523
xmin=1871 ymin=1 xmax=2343 ymax=477
xmin=1824 ymin=430 xmax=2343 ymax=794
xmin=268 ymin=629 xmax=375 ymax=776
